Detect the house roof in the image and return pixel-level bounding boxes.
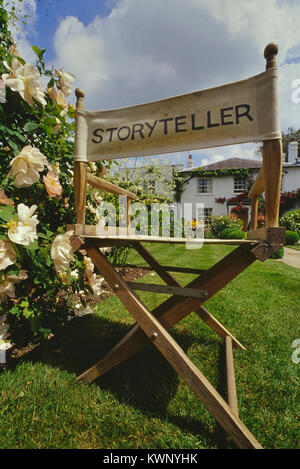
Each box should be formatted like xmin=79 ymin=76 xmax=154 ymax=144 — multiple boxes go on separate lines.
xmin=179 ymin=157 xmax=262 ymax=173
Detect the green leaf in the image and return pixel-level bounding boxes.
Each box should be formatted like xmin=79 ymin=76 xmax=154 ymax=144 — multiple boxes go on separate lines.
xmin=9 ymin=306 xmax=20 ymax=317
xmin=25 ymin=241 xmax=39 ymax=251
xmin=6 ymin=139 xmax=20 ymax=153
xmin=12 ymin=131 xmax=26 ymax=142
xmin=6 ymin=268 xmax=19 ymax=276
xmin=15 ymin=56 xmax=26 ymax=66
xmin=32 ymin=45 xmax=46 ymax=61
xmin=40 ymin=247 xmax=51 ymax=266
xmin=23 ymin=308 xmax=34 ymax=319
xmin=0 ymin=206 xmax=16 ymax=222
xmin=47 ymin=77 xmax=55 ymax=88
xmin=45 ymin=229 xmax=55 ymax=237
xmin=39 ymin=327 xmax=52 ymax=340
xmin=24 ymin=122 xmax=39 ymax=132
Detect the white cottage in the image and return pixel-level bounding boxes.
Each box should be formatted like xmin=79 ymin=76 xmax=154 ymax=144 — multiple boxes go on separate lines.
xmin=177 ymin=140 xmax=300 ymax=227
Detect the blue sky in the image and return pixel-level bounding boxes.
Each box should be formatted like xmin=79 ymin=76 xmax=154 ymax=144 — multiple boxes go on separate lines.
xmin=7 ymin=0 xmax=300 ymax=168
xmin=30 ymin=1 xmax=114 ymax=62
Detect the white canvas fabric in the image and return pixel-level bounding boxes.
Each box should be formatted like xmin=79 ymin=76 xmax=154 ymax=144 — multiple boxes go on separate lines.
xmin=74 ymin=68 xmax=280 ymax=162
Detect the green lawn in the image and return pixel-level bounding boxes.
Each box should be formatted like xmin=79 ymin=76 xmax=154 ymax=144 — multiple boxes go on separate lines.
xmin=0 ymin=243 xmax=299 ymax=449
xmin=286 ymin=244 xmax=300 ymax=251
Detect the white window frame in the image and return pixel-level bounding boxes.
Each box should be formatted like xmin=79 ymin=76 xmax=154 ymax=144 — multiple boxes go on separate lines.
xmin=197 ymin=207 xmax=212 ymax=224
xmin=234 ymin=176 xmax=247 ymax=193
xmin=197 ymin=178 xmax=213 ymax=194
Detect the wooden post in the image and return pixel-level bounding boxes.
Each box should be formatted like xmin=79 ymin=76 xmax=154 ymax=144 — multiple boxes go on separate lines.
xmin=263 ymin=43 xmax=282 ymax=228
xmin=196 ymin=307 xmax=245 ymax=351
xmin=250 ymin=196 xmax=258 ymax=230
xmin=73 ymin=88 xmax=87 ymax=225
xmin=127 ymin=198 xmax=131 ymax=234
xmin=225 ymin=335 xmax=239 ymax=417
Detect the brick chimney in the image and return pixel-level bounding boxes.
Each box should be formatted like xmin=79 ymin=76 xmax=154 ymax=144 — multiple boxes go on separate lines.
xmin=288 ymin=139 xmax=298 ymax=164
xmin=187 ymin=154 xmax=193 ymax=169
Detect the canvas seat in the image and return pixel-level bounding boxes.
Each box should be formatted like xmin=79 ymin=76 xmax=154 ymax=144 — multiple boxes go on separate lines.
xmin=68 ymin=43 xmax=285 ymax=449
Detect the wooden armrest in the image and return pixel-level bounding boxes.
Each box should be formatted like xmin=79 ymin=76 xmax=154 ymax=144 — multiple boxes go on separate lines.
xmin=86 ymin=173 xmax=137 ymax=200
xmin=248 ymin=168 xmax=264 ymax=199
xmin=247 ymin=226 xmax=285 ymax=244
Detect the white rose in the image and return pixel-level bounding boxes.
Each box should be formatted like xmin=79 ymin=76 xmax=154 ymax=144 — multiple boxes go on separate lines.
xmin=0 ymin=341 xmax=12 ymax=351
xmin=70 ymin=269 xmax=79 ymax=279
xmin=8 ymin=204 xmax=39 ymax=246
xmin=9 ymin=145 xmax=49 ymax=188
xmin=0 ymin=240 xmax=17 ymax=270
xmin=51 ymin=231 xmax=74 ymax=273
xmin=2 ymin=62 xmax=47 ymax=107
xmin=88 ymin=273 xmax=104 ymax=296
xmin=54 ymin=69 xmax=75 ymax=96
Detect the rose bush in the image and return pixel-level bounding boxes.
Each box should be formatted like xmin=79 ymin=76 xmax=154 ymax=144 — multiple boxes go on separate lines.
xmin=280 ymin=209 xmax=300 ymax=235
xmin=0 ymin=4 xmax=106 ymax=348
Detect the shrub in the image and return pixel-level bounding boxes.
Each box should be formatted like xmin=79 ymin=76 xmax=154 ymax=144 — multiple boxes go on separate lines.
xmin=280 ymin=209 xmax=300 ymax=235
xmin=219 ymin=228 xmax=246 ymax=239
xmin=207 ymin=215 xmax=243 ymax=237
xmin=219 ymin=228 xmax=235 ymax=238
xmin=285 ymin=230 xmax=300 ymax=246
xmin=204 ymin=229 xmax=215 ymax=239
xmin=271 ymin=247 xmax=284 ymax=259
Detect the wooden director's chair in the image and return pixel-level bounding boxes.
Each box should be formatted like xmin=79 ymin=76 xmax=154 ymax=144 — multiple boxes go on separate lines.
xmin=68 ymin=43 xmax=285 ymax=449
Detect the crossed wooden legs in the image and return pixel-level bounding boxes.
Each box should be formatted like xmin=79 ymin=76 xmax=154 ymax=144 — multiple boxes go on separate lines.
xmin=75 ymin=240 xmax=263 ymax=449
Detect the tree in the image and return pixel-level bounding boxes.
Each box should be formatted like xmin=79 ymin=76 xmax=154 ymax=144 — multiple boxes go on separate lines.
xmin=255 ymin=127 xmax=300 ymax=160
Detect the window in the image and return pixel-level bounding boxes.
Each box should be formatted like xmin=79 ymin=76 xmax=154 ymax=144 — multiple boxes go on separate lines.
xmin=234 ymin=176 xmax=247 ymax=193
xmin=197 ymin=178 xmax=213 ymax=193
xmin=197 ymin=207 xmax=212 ymax=224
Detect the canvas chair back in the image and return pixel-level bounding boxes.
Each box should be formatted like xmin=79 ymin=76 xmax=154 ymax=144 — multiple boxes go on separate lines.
xmin=74 ymin=71 xmax=280 ymax=164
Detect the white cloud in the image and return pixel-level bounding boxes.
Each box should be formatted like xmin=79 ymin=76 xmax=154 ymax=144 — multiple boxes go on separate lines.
xmin=279 ymin=62 xmax=300 ymax=130
xmin=199 ymin=0 xmax=300 ymax=58
xmin=190 ymin=143 xmax=260 ymax=168
xmin=51 ymin=0 xmax=300 ymax=137
xmin=200 ymin=154 xmax=225 ymax=167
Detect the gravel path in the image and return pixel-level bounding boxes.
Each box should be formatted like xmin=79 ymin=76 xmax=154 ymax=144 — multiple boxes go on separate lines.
xmin=280 ymin=247 xmax=300 ymax=269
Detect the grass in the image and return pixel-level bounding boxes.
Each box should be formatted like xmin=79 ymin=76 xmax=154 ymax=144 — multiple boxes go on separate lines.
xmin=286 ymin=244 xmax=300 ymax=251
xmin=0 ymin=243 xmax=299 ymax=449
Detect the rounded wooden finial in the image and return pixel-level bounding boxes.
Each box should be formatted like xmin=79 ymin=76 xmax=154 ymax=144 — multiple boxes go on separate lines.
xmin=75 ymin=88 xmax=85 ymax=110
xmin=75 ymin=88 xmax=85 ymax=99
xmin=264 ymin=42 xmax=278 ymax=60
xmin=264 ymin=43 xmax=278 ymax=70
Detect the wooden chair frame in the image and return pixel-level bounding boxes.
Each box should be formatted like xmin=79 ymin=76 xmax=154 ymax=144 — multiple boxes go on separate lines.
xmin=68 ymin=43 xmax=285 ymax=449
